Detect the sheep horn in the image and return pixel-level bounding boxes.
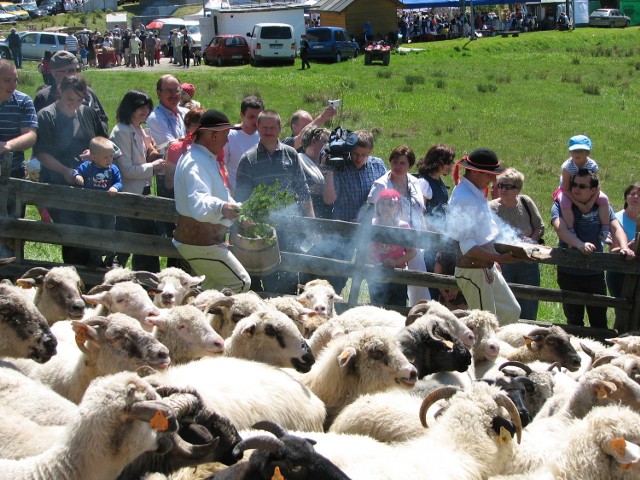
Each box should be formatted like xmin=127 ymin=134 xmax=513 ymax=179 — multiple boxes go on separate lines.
xmin=419 ymin=386 xmax=461 ymax=428
xmin=86 ymin=284 xmax=114 ymax=295
xmin=163 ymin=393 xmax=201 ymax=418
xmin=406 ymin=303 xmax=429 ymax=326
xmin=182 ymin=288 xmax=199 ymax=305
xmin=623 ymin=357 xmax=638 ymax=377
xmin=493 ymin=393 xmax=523 ymax=444
xmin=131 ymin=400 xmax=178 ymax=432
xmin=232 ymin=435 xmax=285 ymax=458
xmin=172 ymin=433 xmax=220 ymax=459
xmin=580 ymin=342 xmax=594 ymax=358
xmin=134 ymin=271 xmax=160 ymax=284
xmin=83 ymin=316 xmax=109 ymax=328
xmin=206 ymin=297 xmax=235 ymax=314
xmin=527 ymin=327 xmax=550 ymax=337
xmin=19 ymin=267 xmax=50 ymax=281
xmin=450 ymin=309 xmax=470 ymax=319
xmin=252 ymin=420 xmax=288 ymax=438
xmin=591 ymin=355 xmax=618 ymax=369
xmin=499 ymin=361 xmax=533 ymax=376
xmin=547 ymin=362 xmax=562 ymax=372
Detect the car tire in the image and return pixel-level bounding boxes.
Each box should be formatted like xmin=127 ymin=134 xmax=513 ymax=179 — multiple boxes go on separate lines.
xmin=382 ymin=52 xmax=390 ymax=66
xmin=335 ymin=52 xmax=342 ymax=63
xmin=624 ymin=21 xmax=630 ymax=28
xmin=0 ymin=48 xmax=9 ymax=59
xmin=217 ymin=56 xmax=223 ymax=67
xmin=353 ymin=48 xmax=358 ymax=59
xmin=610 ymin=21 xmax=615 ymax=28
xmin=364 ymin=52 xmax=371 ymax=65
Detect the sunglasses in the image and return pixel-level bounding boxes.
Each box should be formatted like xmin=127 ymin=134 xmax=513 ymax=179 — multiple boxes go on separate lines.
xmin=497 ymin=184 xmax=518 ymax=190
xmin=571 ymin=182 xmax=592 ymax=190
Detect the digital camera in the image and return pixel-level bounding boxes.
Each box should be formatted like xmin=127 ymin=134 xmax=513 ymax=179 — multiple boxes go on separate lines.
xmin=327 ymin=99 xmax=341 ymax=108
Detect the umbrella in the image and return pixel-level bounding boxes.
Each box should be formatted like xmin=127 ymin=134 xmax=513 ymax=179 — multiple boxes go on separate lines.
xmin=146 ymin=21 xmax=164 ymax=30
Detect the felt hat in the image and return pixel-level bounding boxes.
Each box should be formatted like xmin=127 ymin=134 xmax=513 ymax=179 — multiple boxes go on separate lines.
xmin=457 ymin=148 xmax=506 ymax=174
xmin=197 ymin=109 xmax=235 ymax=131
xmin=51 ymin=50 xmax=78 ymax=70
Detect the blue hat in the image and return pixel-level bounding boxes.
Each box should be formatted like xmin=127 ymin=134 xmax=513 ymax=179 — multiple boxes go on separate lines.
xmin=568 ymin=135 xmax=592 ymax=151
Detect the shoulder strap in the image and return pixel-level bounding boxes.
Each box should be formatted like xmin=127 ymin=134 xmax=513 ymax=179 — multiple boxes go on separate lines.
xmin=519 ymin=195 xmax=534 ymax=231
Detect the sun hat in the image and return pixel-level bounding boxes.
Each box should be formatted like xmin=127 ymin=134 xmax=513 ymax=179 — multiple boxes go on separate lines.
xmin=457 ymin=148 xmax=506 ymax=174
xmin=568 ymin=135 xmax=592 ymax=151
xmin=197 ymin=109 xmax=236 ymax=132
xmin=180 ymin=83 xmax=195 ymax=99
xmin=51 ymin=50 xmax=78 ymax=70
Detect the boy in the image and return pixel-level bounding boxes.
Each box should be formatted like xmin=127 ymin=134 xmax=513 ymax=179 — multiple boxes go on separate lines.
xmin=72 ymin=137 xmax=122 ymax=267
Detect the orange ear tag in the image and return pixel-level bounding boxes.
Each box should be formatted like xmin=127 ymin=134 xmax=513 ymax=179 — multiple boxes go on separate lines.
xmin=75 ymin=328 xmax=88 ymax=345
xmin=597 ymin=386 xmax=608 ymax=400
xmin=271 ymin=466 xmax=285 ymax=480
xmin=498 ymin=426 xmax=512 ymax=445
xmin=523 ymin=337 xmax=533 ymax=346
xmin=150 ymin=411 xmax=169 ymax=431
xmin=611 ymin=438 xmax=627 ymax=457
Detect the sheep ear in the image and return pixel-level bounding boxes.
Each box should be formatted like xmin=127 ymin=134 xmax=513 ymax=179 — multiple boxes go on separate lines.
xmin=601 ymin=437 xmax=640 ymax=465
xmin=82 ymin=291 xmax=110 ymax=307
xmin=296 ymin=293 xmax=308 ymax=305
xmin=337 ymin=347 xmax=357 ymax=368
xmin=523 ymin=335 xmax=541 ymax=351
xmin=241 ymin=322 xmax=256 ymax=337
xmin=591 ymin=379 xmax=617 ymax=400
xmin=333 ymin=294 xmax=345 ymax=303
xmin=71 ymin=321 xmax=100 ymax=354
xmin=15 ymin=278 xmax=36 ymax=289
xmin=146 ymin=313 xmax=168 ymax=329
xmin=190 ymin=275 xmax=206 ymax=286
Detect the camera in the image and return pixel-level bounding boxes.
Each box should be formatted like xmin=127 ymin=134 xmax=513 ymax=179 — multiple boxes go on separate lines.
xmin=325 ymin=126 xmax=358 ymax=170
xmin=327 ymin=99 xmax=341 ymax=108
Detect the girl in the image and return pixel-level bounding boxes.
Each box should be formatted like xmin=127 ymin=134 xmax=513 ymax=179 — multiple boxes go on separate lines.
xmin=38 ymin=51 xmax=54 ymax=86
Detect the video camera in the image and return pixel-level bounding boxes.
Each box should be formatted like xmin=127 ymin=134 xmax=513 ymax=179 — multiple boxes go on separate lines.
xmin=325 ymin=126 xmax=358 ymax=171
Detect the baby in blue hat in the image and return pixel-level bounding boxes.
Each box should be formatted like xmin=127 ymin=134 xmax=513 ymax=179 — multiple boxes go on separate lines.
xmin=555 ymin=134 xmax=611 ymax=242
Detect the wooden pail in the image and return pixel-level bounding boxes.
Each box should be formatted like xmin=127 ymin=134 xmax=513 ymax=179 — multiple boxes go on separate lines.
xmin=230 ymin=224 xmax=281 ymax=275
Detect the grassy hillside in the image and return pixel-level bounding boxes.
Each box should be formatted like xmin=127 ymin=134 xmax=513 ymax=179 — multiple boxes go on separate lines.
xmin=14 ymin=26 xmax=640 ymax=323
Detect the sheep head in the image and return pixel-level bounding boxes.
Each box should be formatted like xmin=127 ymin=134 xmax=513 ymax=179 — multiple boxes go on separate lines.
xmin=523 ymin=325 xmax=581 ymax=371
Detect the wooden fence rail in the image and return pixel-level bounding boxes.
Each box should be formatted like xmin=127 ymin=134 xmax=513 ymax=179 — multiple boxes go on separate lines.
xmin=2 ymin=176 xmax=640 ymax=337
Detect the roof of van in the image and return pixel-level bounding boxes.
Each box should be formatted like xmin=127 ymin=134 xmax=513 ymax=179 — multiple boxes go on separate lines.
xmin=253 ymin=22 xmax=294 ymax=27
xmin=153 ymin=18 xmax=199 ymax=25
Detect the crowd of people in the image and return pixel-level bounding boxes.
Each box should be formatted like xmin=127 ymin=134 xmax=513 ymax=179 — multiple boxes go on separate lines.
xmin=0 ymin=52 xmax=636 ymax=329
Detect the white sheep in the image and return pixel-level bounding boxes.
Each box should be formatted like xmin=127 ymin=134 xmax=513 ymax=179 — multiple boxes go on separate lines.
xmin=608 ymin=335 xmax=640 ymax=356
xmin=296 ymin=279 xmax=344 ymax=318
xmin=148 ymin=356 xmax=326 ymax=432
xmin=146 ymin=305 xmax=225 ymax=364
xmin=10 ymin=313 xmax=171 ymax=403
xmin=190 ymin=288 xmax=226 ymax=310
xmin=151 ymin=267 xmax=206 ymax=308
xmin=265 ymin=295 xmax=317 ymax=338
xmin=223 ymin=309 xmax=314 ymax=372
xmin=407 ymin=300 xmax=476 ymax=348
xmin=16 ymin=266 xmax=86 ymax=324
xmin=205 ymin=291 xmax=269 ymax=339
xmin=0 ymin=406 xmax=64 ymax=459
xmin=0 ymin=371 xmax=179 ymax=480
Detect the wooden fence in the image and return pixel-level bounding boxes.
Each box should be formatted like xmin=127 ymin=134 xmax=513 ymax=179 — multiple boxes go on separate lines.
xmin=2 ymin=175 xmax=640 ymax=339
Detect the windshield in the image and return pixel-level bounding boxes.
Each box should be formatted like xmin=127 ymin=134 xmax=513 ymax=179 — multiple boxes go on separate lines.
xmin=591 ymin=10 xmax=609 ymax=16
xmin=307 ymin=30 xmax=330 ymax=42
xmin=4 ymin=5 xmax=20 ymax=11
xmin=187 ymin=25 xmax=200 ymax=35
xmin=261 ymin=26 xmax=292 ymax=40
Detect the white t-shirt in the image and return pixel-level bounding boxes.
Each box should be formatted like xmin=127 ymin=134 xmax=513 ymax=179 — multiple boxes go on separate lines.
xmin=223 ymin=129 xmax=260 ymax=194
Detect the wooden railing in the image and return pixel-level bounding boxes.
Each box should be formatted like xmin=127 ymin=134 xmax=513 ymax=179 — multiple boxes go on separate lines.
xmin=2 ymin=176 xmax=640 ymax=339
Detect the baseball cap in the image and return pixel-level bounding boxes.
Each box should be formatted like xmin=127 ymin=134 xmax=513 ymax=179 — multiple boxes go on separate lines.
xmin=568 ymin=135 xmax=592 ymax=151
xmin=51 ymin=51 xmax=79 ymax=70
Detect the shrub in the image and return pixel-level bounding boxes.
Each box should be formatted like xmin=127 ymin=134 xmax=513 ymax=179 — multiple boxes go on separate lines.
xmin=405 ymin=74 xmax=425 ymax=85
xmin=476 ymin=83 xmax=497 ymax=93
xmin=582 ymin=84 xmax=600 ymax=95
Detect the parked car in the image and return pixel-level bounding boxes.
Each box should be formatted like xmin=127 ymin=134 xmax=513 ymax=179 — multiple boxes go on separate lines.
xmin=146 ymin=18 xmax=202 ymax=57
xmin=0 ymin=2 xmax=30 ymax=21
xmin=203 ymin=34 xmax=250 ymax=66
xmin=0 ymin=31 xmax=66 ymax=61
xmin=19 ymin=1 xmax=48 ymax=18
xmin=37 ymin=0 xmax=61 ymax=15
xmin=305 ymin=26 xmax=358 ymax=63
xmin=588 ymin=8 xmax=630 ymax=28
xmin=0 ymin=10 xmax=16 ymax=23
xmin=247 ymin=23 xmax=296 ymax=66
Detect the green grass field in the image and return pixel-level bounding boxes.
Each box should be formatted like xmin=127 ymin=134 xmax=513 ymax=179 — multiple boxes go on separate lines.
xmin=13 ymin=24 xmax=640 ymax=324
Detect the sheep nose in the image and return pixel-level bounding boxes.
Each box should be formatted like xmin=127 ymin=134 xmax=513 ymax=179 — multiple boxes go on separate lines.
xmin=314 ymin=305 xmax=326 ymax=313
xmin=70 ymin=300 xmax=85 ymax=314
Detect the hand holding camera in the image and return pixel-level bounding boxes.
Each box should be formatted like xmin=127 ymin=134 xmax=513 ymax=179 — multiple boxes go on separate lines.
xmin=327 ymin=99 xmax=341 ymax=108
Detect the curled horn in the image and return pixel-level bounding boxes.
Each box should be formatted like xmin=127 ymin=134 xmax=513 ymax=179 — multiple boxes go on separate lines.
xmin=83 ymin=316 xmax=110 ymax=328
xmin=171 ymin=433 xmax=220 ymax=459
xmin=499 ymin=361 xmax=533 ymax=376
xmin=205 ymin=297 xmax=235 ymax=314
xmin=131 ymin=400 xmax=178 ymax=431
xmin=591 ymin=355 xmax=618 ymax=369
xmin=87 ymin=284 xmax=114 ymax=295
xmin=547 ymin=362 xmax=562 ymax=372
xmin=527 ymin=327 xmax=550 ymax=338
xmin=252 ymin=420 xmax=287 ymax=438
xmin=232 ymin=435 xmax=285 ymax=458
xmin=406 ymin=302 xmax=429 ymax=326
xmin=19 ymin=267 xmax=50 ymax=280
xmin=182 ymin=288 xmax=199 ymax=305
xmin=623 ymin=357 xmax=638 ymax=377
xmin=163 ymin=393 xmax=201 ymax=418
xmin=493 ymin=393 xmax=523 ymax=444
xmin=134 ymin=270 xmax=160 ymax=284
xmin=419 ymin=386 xmax=461 ymax=428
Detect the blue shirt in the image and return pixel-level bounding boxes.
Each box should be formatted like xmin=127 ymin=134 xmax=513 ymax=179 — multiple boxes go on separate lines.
xmin=616 ymin=209 xmax=637 ymax=245
xmin=147 ymin=103 xmax=188 ymax=152
xmin=332 ymin=156 xmax=387 ymax=222
xmin=0 ymin=90 xmax=38 ymax=171
xmin=73 ymin=161 xmax=123 ymax=192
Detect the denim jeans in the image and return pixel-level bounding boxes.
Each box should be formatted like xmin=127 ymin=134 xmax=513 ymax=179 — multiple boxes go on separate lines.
xmin=499 ymin=262 xmax=540 ymax=320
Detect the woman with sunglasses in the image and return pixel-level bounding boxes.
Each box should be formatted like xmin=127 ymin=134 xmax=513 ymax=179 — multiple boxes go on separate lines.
xmin=489 ymin=168 xmax=544 ymax=320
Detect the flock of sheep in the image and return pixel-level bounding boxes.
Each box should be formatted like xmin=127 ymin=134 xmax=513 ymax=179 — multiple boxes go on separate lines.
xmin=1 ymin=263 xmax=640 ymax=479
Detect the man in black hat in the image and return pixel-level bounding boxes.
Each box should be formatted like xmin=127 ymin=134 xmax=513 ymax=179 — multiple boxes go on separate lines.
xmin=172 ymin=109 xmax=251 ymax=293
xmin=447 ymin=148 xmax=522 ymax=324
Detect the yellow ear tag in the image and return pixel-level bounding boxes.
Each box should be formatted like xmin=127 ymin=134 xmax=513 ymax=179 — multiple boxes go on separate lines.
xmin=443 ymin=340 xmax=454 ymax=349
xmin=150 ymin=411 xmax=169 ymax=431
xmin=271 ymin=466 xmax=285 ymax=480
xmin=524 ymin=337 xmax=533 ymax=346
xmin=498 ymin=426 xmax=512 ymax=445
xmin=611 ymin=438 xmax=627 ymax=457
xmin=75 ymin=328 xmax=88 ymax=345
xmin=597 ymin=386 xmax=609 ymax=400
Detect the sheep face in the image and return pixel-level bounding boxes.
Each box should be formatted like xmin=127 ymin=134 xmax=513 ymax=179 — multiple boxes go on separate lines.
xmin=266 ymin=296 xmax=317 ymax=338
xmin=0 ymin=284 xmax=57 ymax=362
xmin=609 ymin=336 xmax=640 ymax=356
xmin=153 ymin=267 xmax=205 ymax=308
xmin=83 ymin=281 xmax=161 ymax=329
xmin=17 ymin=266 xmax=86 ymax=323
xmin=525 ymin=326 xmax=581 ymax=371
xmin=458 ymin=310 xmax=501 ymax=362
xmin=206 ymin=292 xmax=268 ymax=339
xmin=297 ymin=280 xmax=343 ymax=318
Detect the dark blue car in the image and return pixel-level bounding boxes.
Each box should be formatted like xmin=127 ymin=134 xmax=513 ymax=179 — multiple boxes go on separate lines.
xmin=306 ymin=26 xmax=358 ymax=63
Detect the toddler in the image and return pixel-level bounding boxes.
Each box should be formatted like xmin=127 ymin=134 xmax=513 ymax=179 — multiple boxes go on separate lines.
xmin=368 ymin=189 xmax=416 ymax=307
xmin=79 ymin=44 xmax=88 ymax=69
xmin=38 ymin=51 xmax=54 ymax=86
xmin=556 ymin=135 xmax=610 ymax=242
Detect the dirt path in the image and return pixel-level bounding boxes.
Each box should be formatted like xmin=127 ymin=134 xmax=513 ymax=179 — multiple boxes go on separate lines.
xmin=92 ymin=56 xmax=208 ymax=73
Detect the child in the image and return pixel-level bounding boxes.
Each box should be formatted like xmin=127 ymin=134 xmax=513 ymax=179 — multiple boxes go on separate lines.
xmin=24 ymin=158 xmax=51 ymax=223
xmin=78 ymin=44 xmax=89 ymax=69
xmin=556 ymin=135 xmax=611 ymax=243
xmin=368 ymin=189 xmax=417 ymax=307
xmin=38 ymin=51 xmax=54 ymax=86
xmin=192 ymin=48 xmax=202 ymax=66
xmin=179 ymin=83 xmax=201 ymax=109
xmin=72 ymin=137 xmax=123 ymax=267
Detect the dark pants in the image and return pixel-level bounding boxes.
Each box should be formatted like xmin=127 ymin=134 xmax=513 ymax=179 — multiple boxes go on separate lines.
xmin=182 ymin=46 xmax=190 ymax=67
xmin=300 ymin=50 xmax=310 ymax=69
xmin=557 ymin=271 xmax=608 ymax=329
xmin=500 ymin=262 xmax=540 ymax=320
xmin=252 ymin=225 xmax=300 ymax=295
xmin=49 ymin=207 xmax=94 ymax=266
xmin=113 ymin=215 xmax=160 ymax=272
xmin=368 ymin=279 xmax=407 ymax=307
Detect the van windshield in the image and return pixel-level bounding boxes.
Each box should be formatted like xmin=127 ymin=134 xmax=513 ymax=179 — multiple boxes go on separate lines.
xmin=261 ymin=26 xmax=292 ymax=39
xmin=187 ymin=25 xmax=200 ymax=34
xmin=307 ymin=30 xmax=330 ymax=42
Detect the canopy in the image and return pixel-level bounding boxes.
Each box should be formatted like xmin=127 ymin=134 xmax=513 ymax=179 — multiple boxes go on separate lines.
xmin=146 ymin=21 xmax=164 ymax=30
xmin=401 ymin=0 xmax=515 ymax=8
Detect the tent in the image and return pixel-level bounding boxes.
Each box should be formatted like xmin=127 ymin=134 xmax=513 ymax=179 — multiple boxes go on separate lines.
xmin=401 ymin=0 xmax=516 ymax=7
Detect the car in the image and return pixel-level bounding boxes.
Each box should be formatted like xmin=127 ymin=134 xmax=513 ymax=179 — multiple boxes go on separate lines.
xmin=305 ymin=26 xmax=358 ymax=63
xmin=247 ymin=23 xmax=296 ymax=66
xmin=0 ymin=30 xmax=67 ymax=61
xmin=0 ymin=10 xmax=16 ymax=23
xmin=146 ymin=18 xmax=202 ymax=57
xmin=37 ymin=0 xmax=60 ymax=15
xmin=203 ymin=34 xmax=250 ymax=66
xmin=0 ymin=2 xmax=30 ymax=21
xmin=588 ymin=8 xmax=630 ymax=28
xmin=19 ymin=1 xmax=48 ymax=18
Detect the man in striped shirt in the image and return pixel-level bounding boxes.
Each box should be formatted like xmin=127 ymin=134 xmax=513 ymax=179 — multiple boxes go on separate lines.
xmin=64 ymin=32 xmax=78 ymax=55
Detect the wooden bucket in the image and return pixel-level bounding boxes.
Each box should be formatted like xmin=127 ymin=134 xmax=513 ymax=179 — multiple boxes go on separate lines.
xmin=230 ymin=225 xmax=281 ymax=275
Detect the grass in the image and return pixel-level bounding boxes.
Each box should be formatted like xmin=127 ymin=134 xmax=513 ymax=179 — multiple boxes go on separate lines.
xmin=14 ymin=26 xmax=640 ymax=325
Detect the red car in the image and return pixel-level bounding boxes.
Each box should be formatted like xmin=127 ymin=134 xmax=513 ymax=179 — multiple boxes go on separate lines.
xmin=203 ymin=34 xmax=250 ymax=66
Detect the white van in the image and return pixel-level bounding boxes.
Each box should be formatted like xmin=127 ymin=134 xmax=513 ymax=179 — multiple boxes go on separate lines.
xmin=148 ymin=18 xmax=202 ymax=56
xmin=247 ymin=23 xmax=296 ymax=66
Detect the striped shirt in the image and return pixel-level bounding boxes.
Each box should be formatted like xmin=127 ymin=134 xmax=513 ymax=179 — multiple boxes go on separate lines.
xmin=65 ymin=34 xmax=78 ymax=52
xmin=0 ymin=90 xmax=38 ymax=173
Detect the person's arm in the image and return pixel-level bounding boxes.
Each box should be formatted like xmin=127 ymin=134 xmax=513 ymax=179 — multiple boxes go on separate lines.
xmin=609 ymin=217 xmax=635 ymax=259
xmin=383 ymin=246 xmax=417 ymax=267
xmin=0 ymin=128 xmax=37 ymax=154
xmin=551 ymin=216 xmax=595 ymax=254
xmin=110 ymin=127 xmax=157 ymax=181
xmin=323 ymin=169 xmax=337 ymax=205
xmin=522 ymin=195 xmax=545 ymax=243
xmin=291 ymin=106 xmax=338 ymax=150
xmin=465 ymin=244 xmax=521 ymax=263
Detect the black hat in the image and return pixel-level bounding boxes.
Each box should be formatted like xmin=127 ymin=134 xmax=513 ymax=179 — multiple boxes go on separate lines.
xmin=458 ymin=148 xmax=505 ymax=174
xmin=197 ymin=109 xmax=240 ymax=132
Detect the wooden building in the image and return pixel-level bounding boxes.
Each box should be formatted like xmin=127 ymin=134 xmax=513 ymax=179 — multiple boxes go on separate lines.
xmin=309 ymin=0 xmax=402 ymax=41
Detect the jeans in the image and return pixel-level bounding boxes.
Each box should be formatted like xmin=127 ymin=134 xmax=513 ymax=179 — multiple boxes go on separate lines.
xmin=557 ymin=271 xmax=608 ymax=329
xmin=10 ymin=48 xmax=22 ymax=68
xmin=499 ymin=262 xmax=540 ymax=320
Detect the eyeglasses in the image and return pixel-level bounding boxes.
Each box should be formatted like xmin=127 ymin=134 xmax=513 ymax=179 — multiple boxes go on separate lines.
xmin=571 ymin=182 xmax=591 ymax=190
xmin=497 ymin=183 xmax=518 ymax=190
xmin=54 ymin=67 xmax=82 ymax=74
xmin=159 ymin=88 xmax=182 ymax=94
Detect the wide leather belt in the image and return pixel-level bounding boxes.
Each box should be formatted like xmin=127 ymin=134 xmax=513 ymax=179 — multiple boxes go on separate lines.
xmin=455 ymin=254 xmax=494 ymax=269
xmin=174 ymin=215 xmax=227 ymax=246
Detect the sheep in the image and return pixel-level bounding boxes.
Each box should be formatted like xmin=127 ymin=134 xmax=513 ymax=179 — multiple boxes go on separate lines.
xmin=16 ymin=266 xmax=86 ymax=324
xmin=0 ymin=283 xmax=57 ymax=363
xmin=145 ymin=305 xmax=225 ymax=364
xmin=205 ymin=291 xmax=269 ymax=339
xmin=223 ymin=309 xmax=315 ymax=372
xmin=83 ymin=280 xmax=162 ymax=329
xmin=501 ymin=325 xmax=581 ymax=371
xmin=608 ymin=334 xmax=640 ymax=356
xmin=0 ymin=371 xmax=180 ymax=480
xmin=206 ymin=421 xmax=351 ymax=480
xmin=406 ymin=300 xmax=476 ymax=349
xmin=496 ymin=361 xmax=556 ymax=420
xmin=296 ymin=279 xmax=344 ymax=319
xmin=102 ymin=266 xmax=159 ymax=286
xmin=148 ymin=267 xmax=206 ymax=308
xmin=148 ymin=356 xmax=327 ymax=432
xmin=453 ymin=309 xmax=502 ymax=363
xmin=298 ymin=327 xmax=417 ymax=427
xmin=10 ymin=313 xmax=171 ymax=403
xmin=190 ymin=288 xmax=227 ymax=311
xmin=265 ymin=295 xmax=318 ymax=338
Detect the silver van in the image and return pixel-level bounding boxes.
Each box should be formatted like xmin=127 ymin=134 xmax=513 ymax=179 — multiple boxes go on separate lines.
xmin=149 ymin=18 xmax=202 ymax=56
xmin=247 ymin=23 xmax=295 ymax=66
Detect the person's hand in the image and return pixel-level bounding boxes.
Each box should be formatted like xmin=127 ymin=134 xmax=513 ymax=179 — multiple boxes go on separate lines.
xmin=151 ymin=158 xmax=166 ymax=174
xmin=619 ymin=247 xmax=636 ymax=260
xmin=497 ymin=251 xmax=520 ymax=264
xmin=222 ymin=202 xmax=241 ymax=220
xmin=108 ymin=186 xmax=118 ymax=196
xmin=78 ymin=149 xmax=91 ymax=162
xmin=579 ymin=242 xmax=596 ymax=255
xmin=320 ymin=105 xmax=338 ymax=121
xmin=442 ymin=289 xmax=458 ymax=301
xmin=74 ymin=176 xmax=84 ymax=186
